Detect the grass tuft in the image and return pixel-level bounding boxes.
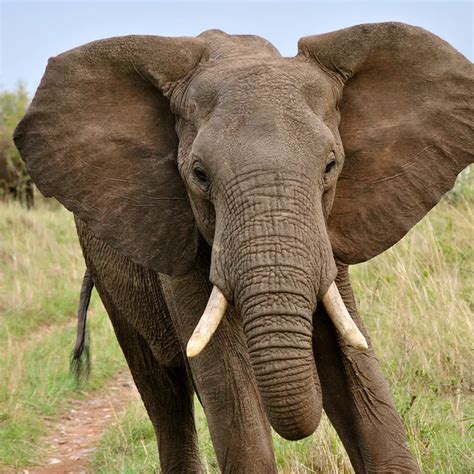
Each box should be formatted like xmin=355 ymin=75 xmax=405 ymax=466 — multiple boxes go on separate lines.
xmin=0 ymin=201 xmax=126 ymax=469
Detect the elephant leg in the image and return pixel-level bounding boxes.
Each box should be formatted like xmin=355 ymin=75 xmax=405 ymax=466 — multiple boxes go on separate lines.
xmin=25 ymin=179 xmax=34 ymax=209
xmin=160 ymin=269 xmax=276 ymax=474
xmin=97 ymin=294 xmax=202 ymax=473
xmin=76 ymin=224 xmax=202 ymax=472
xmin=313 ymin=265 xmax=419 ymax=473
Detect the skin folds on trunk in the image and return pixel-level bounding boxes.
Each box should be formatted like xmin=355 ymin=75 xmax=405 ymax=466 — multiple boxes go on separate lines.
xmin=186 ymin=282 xmax=368 ymax=358
xmin=239 ymin=283 xmax=322 ymax=440
xmin=212 ymin=172 xmax=335 ymax=440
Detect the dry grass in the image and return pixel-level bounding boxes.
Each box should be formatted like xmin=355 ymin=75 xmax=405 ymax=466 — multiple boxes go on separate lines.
xmin=92 ymin=401 xmax=352 ymax=473
xmin=0 ymin=199 xmax=126 ymax=468
xmin=351 ymin=193 xmax=473 ymax=472
xmin=0 ymin=199 xmax=83 ymax=337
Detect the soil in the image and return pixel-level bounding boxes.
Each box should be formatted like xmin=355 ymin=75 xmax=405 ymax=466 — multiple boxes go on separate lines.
xmin=22 ymin=370 xmax=139 ymax=474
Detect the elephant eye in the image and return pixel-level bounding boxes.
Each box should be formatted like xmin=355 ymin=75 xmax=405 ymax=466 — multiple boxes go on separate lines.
xmin=192 ymin=162 xmax=210 ymax=188
xmin=325 ymin=154 xmax=337 ymax=174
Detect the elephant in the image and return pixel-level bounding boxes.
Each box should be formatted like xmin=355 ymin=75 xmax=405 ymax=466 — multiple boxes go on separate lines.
xmin=0 ymin=143 xmax=16 ymax=198
xmin=14 ymin=22 xmax=473 ymax=473
xmin=0 ymin=137 xmax=34 ymax=208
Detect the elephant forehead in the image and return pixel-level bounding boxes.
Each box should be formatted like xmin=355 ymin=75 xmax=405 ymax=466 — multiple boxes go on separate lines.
xmin=182 ymin=58 xmax=338 ymax=133
xmin=191 ymin=58 xmax=333 ymax=105
xmin=193 ymin=102 xmax=336 ymax=175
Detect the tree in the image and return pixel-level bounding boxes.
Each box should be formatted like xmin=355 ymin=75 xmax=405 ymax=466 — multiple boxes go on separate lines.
xmin=0 ymin=83 xmax=34 ymax=207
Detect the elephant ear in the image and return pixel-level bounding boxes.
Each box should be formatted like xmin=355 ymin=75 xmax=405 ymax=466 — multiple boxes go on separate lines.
xmin=299 ymin=22 xmax=474 ymax=263
xmin=14 ymin=35 xmax=207 ymax=275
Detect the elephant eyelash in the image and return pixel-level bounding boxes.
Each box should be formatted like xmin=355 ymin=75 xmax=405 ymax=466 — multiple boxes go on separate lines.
xmin=193 ymin=167 xmax=208 ymax=182
xmin=325 ymin=158 xmax=336 ymax=174
xmin=192 ymin=162 xmax=211 ymax=190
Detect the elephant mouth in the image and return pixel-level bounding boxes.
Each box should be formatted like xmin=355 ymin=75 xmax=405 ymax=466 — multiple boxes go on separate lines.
xmin=186 ymin=282 xmax=367 ymax=357
xmin=187 ymin=280 xmax=367 ymax=439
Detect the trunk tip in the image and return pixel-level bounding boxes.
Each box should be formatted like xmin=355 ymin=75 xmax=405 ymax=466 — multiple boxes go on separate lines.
xmin=271 ymin=407 xmax=321 ymax=441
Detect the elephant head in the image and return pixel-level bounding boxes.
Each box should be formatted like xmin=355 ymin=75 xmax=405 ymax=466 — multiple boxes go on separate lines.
xmin=14 ymin=23 xmax=473 ymax=440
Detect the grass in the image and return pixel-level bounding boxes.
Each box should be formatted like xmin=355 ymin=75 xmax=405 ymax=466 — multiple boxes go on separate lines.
xmin=92 ymin=401 xmax=350 ymax=473
xmin=1 ymin=168 xmax=472 ymax=472
xmin=0 ymin=199 xmax=83 ymax=339
xmin=351 ymin=189 xmax=473 ymax=472
xmin=0 ymin=199 xmax=126 ymax=469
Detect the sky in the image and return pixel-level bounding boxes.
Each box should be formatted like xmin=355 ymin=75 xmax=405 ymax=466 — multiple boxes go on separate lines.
xmin=1 ymin=0 xmax=473 ymax=95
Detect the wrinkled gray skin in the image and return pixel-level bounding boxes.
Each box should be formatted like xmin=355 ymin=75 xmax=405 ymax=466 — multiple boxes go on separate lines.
xmin=14 ymin=23 xmax=473 ymax=473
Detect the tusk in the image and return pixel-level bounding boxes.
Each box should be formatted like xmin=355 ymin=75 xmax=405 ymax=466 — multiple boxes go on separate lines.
xmin=322 ymin=282 xmax=368 ymax=351
xmin=186 ymin=286 xmax=228 ymax=358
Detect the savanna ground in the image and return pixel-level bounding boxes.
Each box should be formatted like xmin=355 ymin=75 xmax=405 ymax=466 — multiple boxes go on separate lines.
xmin=0 ymin=170 xmax=472 ymax=473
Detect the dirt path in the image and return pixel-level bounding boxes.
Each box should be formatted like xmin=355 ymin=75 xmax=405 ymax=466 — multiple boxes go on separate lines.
xmin=23 ymin=370 xmax=139 ymax=474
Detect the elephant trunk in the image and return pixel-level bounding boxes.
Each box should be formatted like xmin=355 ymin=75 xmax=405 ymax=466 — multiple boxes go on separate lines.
xmin=209 ymin=172 xmax=336 ymax=440
xmin=238 ymin=277 xmax=322 ymax=440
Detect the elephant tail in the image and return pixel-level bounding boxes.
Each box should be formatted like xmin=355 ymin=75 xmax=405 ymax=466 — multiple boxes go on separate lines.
xmin=70 ymin=268 xmax=94 ymax=383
